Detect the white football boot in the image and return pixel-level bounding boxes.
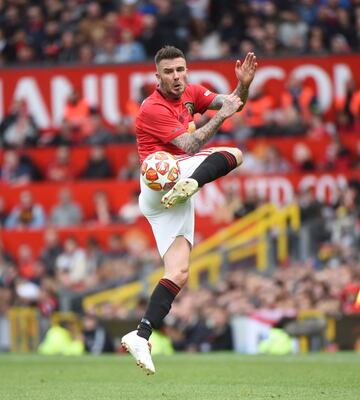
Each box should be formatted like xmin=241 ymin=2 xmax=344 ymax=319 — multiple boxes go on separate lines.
xmin=121 ymin=331 xmax=155 ymax=375
xmin=161 ymin=178 xmax=199 ymax=209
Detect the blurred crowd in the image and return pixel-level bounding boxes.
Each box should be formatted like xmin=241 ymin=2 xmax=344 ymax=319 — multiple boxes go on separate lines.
xmin=0 ymin=0 xmax=360 ymax=66
xmin=163 ymin=262 xmax=360 ymax=352
xmin=0 ymin=226 xmax=161 ymax=315
xmin=1 ymin=179 xmax=359 ymax=328
xmin=31 ymin=260 xmax=360 ymax=355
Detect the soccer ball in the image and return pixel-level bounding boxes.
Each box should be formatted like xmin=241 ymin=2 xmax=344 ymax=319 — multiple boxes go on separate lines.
xmin=141 ymin=151 xmax=180 ymax=192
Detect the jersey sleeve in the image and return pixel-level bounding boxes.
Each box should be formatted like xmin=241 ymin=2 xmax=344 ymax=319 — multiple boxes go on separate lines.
xmin=192 ymin=84 xmax=217 ymax=114
xmin=139 ymin=102 xmax=187 ymax=143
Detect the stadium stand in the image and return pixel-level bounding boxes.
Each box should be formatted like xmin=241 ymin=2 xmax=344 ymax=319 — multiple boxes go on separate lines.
xmin=0 ymin=0 xmax=360 ymax=354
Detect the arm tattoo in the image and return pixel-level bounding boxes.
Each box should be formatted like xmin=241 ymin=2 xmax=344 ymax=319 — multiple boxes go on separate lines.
xmin=171 ymin=112 xmax=226 ymax=155
xmin=233 ymin=82 xmax=249 ymax=111
xmin=208 ymin=94 xmax=227 ymax=110
xmin=208 ymin=84 xmax=249 ymax=112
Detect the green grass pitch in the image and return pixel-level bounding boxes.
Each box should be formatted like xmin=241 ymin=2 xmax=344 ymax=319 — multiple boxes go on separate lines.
xmin=1 ymin=353 xmax=359 ymax=399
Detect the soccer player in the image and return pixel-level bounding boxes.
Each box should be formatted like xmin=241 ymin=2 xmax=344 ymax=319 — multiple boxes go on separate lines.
xmin=121 ymin=46 xmax=257 ymax=374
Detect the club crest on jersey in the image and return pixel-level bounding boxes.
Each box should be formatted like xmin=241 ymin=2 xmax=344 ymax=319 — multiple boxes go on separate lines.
xmin=184 ymin=102 xmax=195 ymax=115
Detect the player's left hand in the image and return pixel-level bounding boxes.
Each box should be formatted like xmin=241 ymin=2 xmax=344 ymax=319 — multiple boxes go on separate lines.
xmin=235 ymin=52 xmax=257 ymax=88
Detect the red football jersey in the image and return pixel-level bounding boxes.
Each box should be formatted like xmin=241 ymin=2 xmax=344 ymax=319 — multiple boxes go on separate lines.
xmin=136 ymin=84 xmax=217 ymax=163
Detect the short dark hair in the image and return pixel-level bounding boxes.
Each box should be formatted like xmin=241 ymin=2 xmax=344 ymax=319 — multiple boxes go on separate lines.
xmin=154 ymin=46 xmax=185 ymax=66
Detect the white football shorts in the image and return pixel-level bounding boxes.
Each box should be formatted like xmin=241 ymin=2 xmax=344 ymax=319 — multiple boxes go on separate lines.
xmin=139 ymin=149 xmax=213 ymax=258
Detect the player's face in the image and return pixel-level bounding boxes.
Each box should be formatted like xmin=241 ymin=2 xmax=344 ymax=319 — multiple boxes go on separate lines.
xmin=156 ymin=57 xmax=188 ymax=100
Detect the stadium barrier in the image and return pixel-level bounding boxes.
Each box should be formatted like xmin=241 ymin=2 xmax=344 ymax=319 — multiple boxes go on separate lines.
xmin=8 ymin=309 xmax=81 ymax=352
xmin=297 ymin=310 xmax=336 ymax=353
xmin=4 ymin=307 xmax=359 ymax=353
xmin=8 ymin=308 xmax=39 ymax=352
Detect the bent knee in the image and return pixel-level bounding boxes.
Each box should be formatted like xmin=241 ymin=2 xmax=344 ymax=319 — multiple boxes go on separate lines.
xmin=213 ymin=147 xmax=243 ymax=166
xmin=231 ymin=148 xmax=243 ymax=166
xmin=165 ymin=268 xmax=189 ymax=288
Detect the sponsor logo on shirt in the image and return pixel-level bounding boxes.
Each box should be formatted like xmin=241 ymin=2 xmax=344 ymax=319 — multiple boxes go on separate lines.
xmin=204 ymin=90 xmax=211 ymax=97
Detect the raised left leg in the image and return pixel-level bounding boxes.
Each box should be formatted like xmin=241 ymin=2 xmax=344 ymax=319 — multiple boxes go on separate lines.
xmin=161 ymin=146 xmax=243 ymax=208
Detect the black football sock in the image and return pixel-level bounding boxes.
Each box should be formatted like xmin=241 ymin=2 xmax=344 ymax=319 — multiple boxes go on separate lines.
xmin=189 ymin=151 xmax=238 ymax=187
xmin=137 ymin=278 xmax=181 ymax=340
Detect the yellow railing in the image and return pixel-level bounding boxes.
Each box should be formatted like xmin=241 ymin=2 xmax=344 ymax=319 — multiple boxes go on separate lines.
xmin=8 ymin=309 xmax=82 ymax=352
xmin=191 ymin=203 xmax=277 ymax=259
xmin=83 ymin=203 xmax=300 ymax=312
xmin=8 ymin=307 xmax=39 ymax=352
xmin=297 ymin=310 xmax=336 ymax=353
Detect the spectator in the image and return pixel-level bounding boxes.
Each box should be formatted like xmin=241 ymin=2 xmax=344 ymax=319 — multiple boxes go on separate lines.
xmin=297 ymin=187 xmax=327 ymax=259
xmin=233 ymin=189 xmax=261 ymax=219
xmin=117 ymin=0 xmax=144 ymax=40
xmin=85 ymin=237 xmax=104 ymax=279
xmin=79 ymin=1 xmax=106 ymax=44
xmin=63 ymin=88 xmax=91 ymax=141
xmin=281 ymin=77 xmax=318 ymax=123
xmin=81 ymin=313 xmax=114 ymax=354
xmin=81 ymin=145 xmax=113 ymax=179
xmin=58 ymin=31 xmax=78 ymax=63
xmin=306 ymin=26 xmax=328 ymax=55
xmin=296 ymin=0 xmax=319 ymax=26
xmin=2 ymin=6 xmax=22 ymax=63
xmin=83 ymin=112 xmax=113 ymax=145
xmin=292 ymin=143 xmax=316 ymax=172
xmin=0 ymin=240 xmax=15 ymax=280
xmin=323 ymin=136 xmax=352 ymax=171
xmin=330 ymin=33 xmax=351 ymax=54
xmin=105 ymin=233 xmax=128 ymax=259
xmin=202 ymin=306 xmax=233 ymax=351
xmin=42 ymin=19 xmax=61 ymax=62
xmin=212 ymin=186 xmax=242 ymax=224
xmin=16 ymin=244 xmax=44 ymax=283
xmin=39 ymin=228 xmax=63 ymax=277
xmin=118 ymin=190 xmax=141 ymax=224
xmin=335 ymin=78 xmax=357 ymax=130
xmin=261 ymin=145 xmax=291 ymax=174
xmin=351 ymin=141 xmax=360 ymax=170
xmin=0 ymin=99 xmax=38 ymax=148
xmin=118 ymin=151 xmax=139 ymax=180
xmin=142 ymin=0 xmax=191 ymax=54
xmin=307 ymin=112 xmax=333 ymax=140
xmin=110 ymin=118 xmax=136 ymax=144
xmin=90 ymin=190 xmax=115 ymax=225
xmin=94 ymin=36 xmax=122 ymax=64
xmin=78 ymin=42 xmax=95 ymax=64
xmin=38 ymin=320 xmax=84 ymax=355
xmin=0 ymin=196 xmax=8 ymax=227
xmin=55 ymin=236 xmax=89 ymax=290
xmin=242 ymin=85 xmax=274 ymax=137
xmin=46 ymin=146 xmax=74 ymax=181
xmin=50 ymin=188 xmax=83 ymax=227
xmin=47 ymin=119 xmax=74 ymax=146
xmin=115 ymin=28 xmax=146 ymax=63
xmin=278 ymin=9 xmax=308 ymax=52
xmin=5 ymin=190 xmax=46 ymax=229
xmin=37 ymin=279 xmax=58 ymax=317
xmin=24 ymin=5 xmax=44 ymax=60
xmin=103 ymin=11 xmax=122 ymax=43
xmin=217 ymin=13 xmax=241 ymax=54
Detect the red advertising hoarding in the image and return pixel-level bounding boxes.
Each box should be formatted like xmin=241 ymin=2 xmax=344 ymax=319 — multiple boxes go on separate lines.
xmin=2 ymin=171 xmax=360 ymax=257
xmin=1 ymin=54 xmax=359 ymax=129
